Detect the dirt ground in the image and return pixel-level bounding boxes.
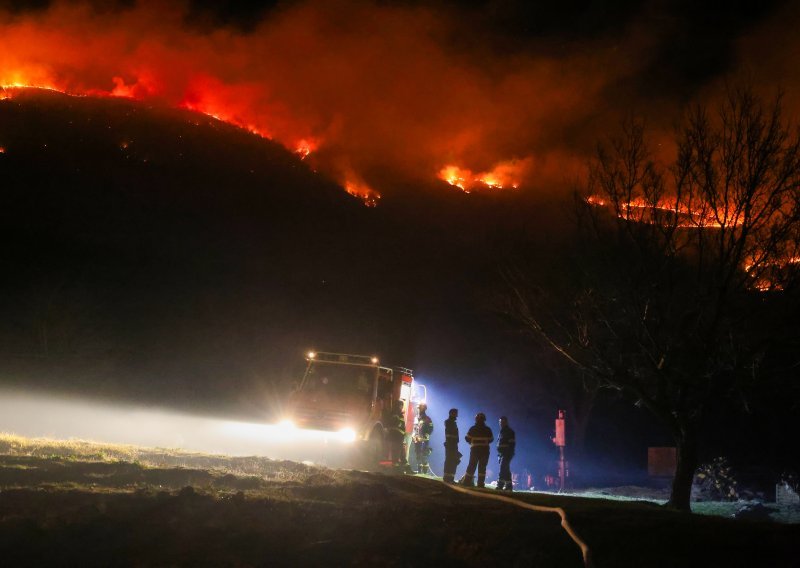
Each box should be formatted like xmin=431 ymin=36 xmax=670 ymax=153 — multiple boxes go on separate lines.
xmin=0 ymin=435 xmax=797 ymax=567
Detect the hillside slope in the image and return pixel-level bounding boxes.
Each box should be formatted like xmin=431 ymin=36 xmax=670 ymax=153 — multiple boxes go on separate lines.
xmin=0 ymin=435 xmax=796 ymax=567
xmin=0 ymin=89 xmax=539 ymax=411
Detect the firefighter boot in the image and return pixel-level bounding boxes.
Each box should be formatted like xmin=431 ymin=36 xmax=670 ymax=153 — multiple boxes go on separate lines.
xmin=495 ymin=481 xmax=505 ymax=491
xmin=460 ymin=475 xmax=474 ymax=487
xmin=443 ymin=474 xmax=455 ymax=484
xmin=477 ymin=475 xmax=486 ymax=488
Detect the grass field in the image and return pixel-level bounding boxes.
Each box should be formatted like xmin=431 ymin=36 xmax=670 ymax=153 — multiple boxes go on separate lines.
xmin=0 ymin=433 xmax=797 ymax=567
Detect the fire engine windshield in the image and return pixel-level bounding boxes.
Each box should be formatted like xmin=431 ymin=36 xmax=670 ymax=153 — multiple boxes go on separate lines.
xmin=301 ymin=362 xmax=375 ymax=398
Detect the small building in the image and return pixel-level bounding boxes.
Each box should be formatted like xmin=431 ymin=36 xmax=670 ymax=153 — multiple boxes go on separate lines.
xmin=648 ymin=447 xmax=676 ymax=478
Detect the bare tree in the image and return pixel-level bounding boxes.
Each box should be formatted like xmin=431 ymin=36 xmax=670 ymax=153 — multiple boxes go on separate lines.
xmin=501 ymin=86 xmax=800 ymax=511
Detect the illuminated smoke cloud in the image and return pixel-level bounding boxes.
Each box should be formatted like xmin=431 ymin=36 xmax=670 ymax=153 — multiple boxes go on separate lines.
xmin=1 ymin=0 xmax=781 ymax=202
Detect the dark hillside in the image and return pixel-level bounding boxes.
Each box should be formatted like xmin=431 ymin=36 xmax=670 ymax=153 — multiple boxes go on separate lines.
xmin=0 ymin=89 xmax=556 ymax=415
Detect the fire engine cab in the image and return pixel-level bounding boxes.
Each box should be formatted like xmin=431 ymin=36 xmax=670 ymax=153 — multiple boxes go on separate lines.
xmin=287 ymin=351 xmax=426 ymax=467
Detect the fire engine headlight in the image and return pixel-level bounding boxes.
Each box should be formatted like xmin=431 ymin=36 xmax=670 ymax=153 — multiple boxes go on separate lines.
xmin=337 ymin=428 xmax=356 ymax=443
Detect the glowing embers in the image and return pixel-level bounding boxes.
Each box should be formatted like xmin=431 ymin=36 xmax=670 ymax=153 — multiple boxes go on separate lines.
xmin=178 ymin=77 xmax=272 ymax=139
xmin=439 ymin=165 xmax=469 ymax=190
xmin=294 ymin=138 xmax=318 ymax=159
xmin=745 ymin=255 xmax=800 ymax=292
xmin=179 ymin=98 xmax=270 ymax=139
xmin=438 ymin=160 xmax=524 ymax=193
xmin=0 ymin=63 xmax=65 ymax=96
xmin=344 ymin=178 xmax=380 ymax=207
xmin=587 ymin=194 xmax=800 ymax=291
xmin=586 ymin=194 xmax=746 ymax=229
xmin=0 ymin=83 xmax=65 ymax=99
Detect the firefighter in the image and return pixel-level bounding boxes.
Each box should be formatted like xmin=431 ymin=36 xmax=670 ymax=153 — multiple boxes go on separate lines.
xmin=385 ymin=399 xmax=407 ymax=468
xmin=413 ymin=402 xmax=434 ymax=474
xmin=496 ymin=416 xmax=516 ymax=491
xmin=442 ymin=408 xmax=462 ymax=483
xmin=461 ymin=412 xmax=493 ymax=487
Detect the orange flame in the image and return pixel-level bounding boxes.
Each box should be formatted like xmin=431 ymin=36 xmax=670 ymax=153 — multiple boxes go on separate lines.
xmin=439 ymin=165 xmax=471 ymax=191
xmin=294 ymin=138 xmax=318 ymax=159
xmin=587 ymin=194 xmax=745 ymax=229
xmin=439 ymin=159 xmax=529 ymax=192
xmin=107 ymin=74 xmax=160 ymax=99
xmin=0 ymin=1 xmax=674 ymax=206
xmin=587 ymin=195 xmax=800 ymax=291
xmin=179 ymin=77 xmax=272 ymax=139
xmin=344 ymin=178 xmax=380 ymax=207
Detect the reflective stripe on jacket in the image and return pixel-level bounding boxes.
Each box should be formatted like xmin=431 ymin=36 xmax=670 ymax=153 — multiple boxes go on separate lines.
xmin=414 ymin=414 xmax=433 ymax=441
xmin=465 ymin=424 xmax=494 ymax=447
xmin=498 ymin=426 xmax=516 ymax=453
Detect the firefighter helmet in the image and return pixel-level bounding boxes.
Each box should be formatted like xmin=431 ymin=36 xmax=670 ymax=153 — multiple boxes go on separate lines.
xmin=475 ymin=412 xmax=486 ymax=423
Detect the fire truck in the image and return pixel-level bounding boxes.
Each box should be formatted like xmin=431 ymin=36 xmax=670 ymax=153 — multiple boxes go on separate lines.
xmin=286 ymin=351 xmax=426 ymax=467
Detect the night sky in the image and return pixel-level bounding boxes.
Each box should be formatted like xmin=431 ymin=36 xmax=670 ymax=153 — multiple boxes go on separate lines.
xmin=1 ymin=0 xmax=798 ymax=481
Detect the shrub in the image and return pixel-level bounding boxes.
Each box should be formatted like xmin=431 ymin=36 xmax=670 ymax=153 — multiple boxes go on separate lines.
xmin=693 ymin=457 xmax=739 ymax=501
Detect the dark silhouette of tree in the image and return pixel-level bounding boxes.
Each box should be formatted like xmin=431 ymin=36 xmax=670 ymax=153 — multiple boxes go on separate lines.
xmin=500 ymin=86 xmax=800 ymax=511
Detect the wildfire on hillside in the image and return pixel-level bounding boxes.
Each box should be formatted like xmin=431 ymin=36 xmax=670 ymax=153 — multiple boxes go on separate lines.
xmin=344 ymin=178 xmax=380 ymax=207
xmin=586 ymin=195 xmax=746 ymax=229
xmin=0 ymin=0 xmax=645 ymax=206
xmin=439 ymin=159 xmax=527 ymax=193
xmin=294 ymin=139 xmax=318 ymax=160
xmin=587 ymin=195 xmax=800 ymax=291
xmin=3 ymin=1 xmax=794 ymax=208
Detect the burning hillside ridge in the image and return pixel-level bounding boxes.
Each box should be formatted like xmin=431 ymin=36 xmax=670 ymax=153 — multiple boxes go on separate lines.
xmin=3 ymin=1 xmax=800 ymax=204
xmin=0 ymin=0 xmax=684 ymax=204
xmin=438 ymin=160 xmax=530 ymax=192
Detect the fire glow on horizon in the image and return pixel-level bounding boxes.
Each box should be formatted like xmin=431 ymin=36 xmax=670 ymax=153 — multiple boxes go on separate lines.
xmin=3 ymin=2 xmax=796 ymax=206
xmin=586 ymin=194 xmax=747 ymax=229
xmin=439 ymin=161 xmax=527 ymax=192
xmin=586 ymin=195 xmax=800 ymax=291
xmin=0 ymin=0 xmax=653 ymax=205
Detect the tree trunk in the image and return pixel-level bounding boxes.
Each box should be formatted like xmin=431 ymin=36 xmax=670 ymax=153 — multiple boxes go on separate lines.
xmin=666 ymin=425 xmax=698 ymax=512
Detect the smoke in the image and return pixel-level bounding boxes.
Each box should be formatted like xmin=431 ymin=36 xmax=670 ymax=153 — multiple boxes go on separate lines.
xmin=0 ymin=0 xmax=689 ymax=199
xmin=1 ymin=0 xmax=793 ymax=199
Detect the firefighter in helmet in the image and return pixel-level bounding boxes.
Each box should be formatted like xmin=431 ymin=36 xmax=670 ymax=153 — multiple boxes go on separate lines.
xmin=461 ymin=412 xmax=494 ymax=487
xmin=413 ymin=402 xmax=434 ymax=474
xmin=496 ymin=416 xmax=516 ymax=491
xmin=385 ymin=399 xmax=407 ymax=468
xmin=442 ymin=408 xmax=462 ymax=483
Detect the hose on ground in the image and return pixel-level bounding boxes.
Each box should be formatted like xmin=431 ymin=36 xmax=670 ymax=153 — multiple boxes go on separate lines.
xmin=442 ymin=482 xmax=593 ymax=568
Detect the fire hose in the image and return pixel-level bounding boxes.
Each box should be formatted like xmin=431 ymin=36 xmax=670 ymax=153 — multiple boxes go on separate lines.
xmin=409 ymin=443 xmax=590 ymax=566
xmin=441 ymin=482 xmax=593 ymax=568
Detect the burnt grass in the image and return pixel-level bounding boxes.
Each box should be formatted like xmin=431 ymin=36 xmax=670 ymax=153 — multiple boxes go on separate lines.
xmin=0 ymin=454 xmax=797 ymax=567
